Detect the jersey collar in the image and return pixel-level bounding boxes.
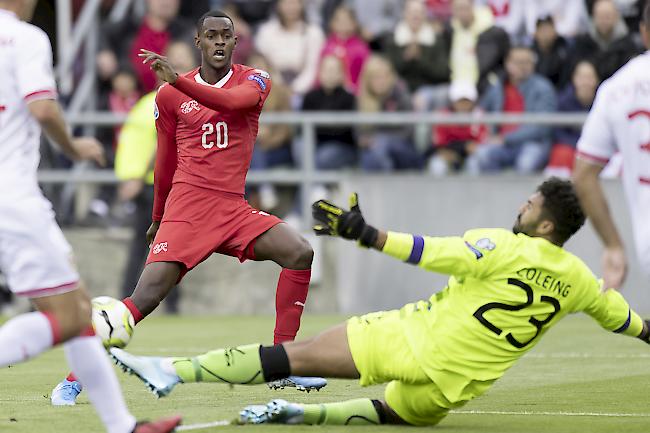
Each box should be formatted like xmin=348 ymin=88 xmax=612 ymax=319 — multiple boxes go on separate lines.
xmin=194 ymin=69 xmax=233 ymax=88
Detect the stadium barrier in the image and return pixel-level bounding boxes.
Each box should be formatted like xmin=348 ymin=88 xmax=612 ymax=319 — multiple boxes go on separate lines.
xmin=52 ymin=111 xmax=589 ymax=229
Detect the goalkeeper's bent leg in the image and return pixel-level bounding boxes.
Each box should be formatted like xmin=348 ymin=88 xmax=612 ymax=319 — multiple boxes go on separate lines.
xmin=167 ymin=322 xmax=358 ymax=383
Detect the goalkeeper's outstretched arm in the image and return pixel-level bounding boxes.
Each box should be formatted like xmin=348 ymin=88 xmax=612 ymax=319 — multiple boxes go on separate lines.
xmin=581 ymin=287 xmax=650 ymax=345
xmin=312 ymin=193 xmax=487 ymax=277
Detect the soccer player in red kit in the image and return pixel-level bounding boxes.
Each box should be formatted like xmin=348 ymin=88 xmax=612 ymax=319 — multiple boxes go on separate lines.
xmin=51 ymin=9 xmax=325 ymax=405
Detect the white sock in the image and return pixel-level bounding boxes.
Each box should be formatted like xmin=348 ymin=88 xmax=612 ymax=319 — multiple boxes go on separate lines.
xmin=0 ymin=312 xmax=54 ymax=367
xmin=64 ymin=336 xmax=137 ymax=433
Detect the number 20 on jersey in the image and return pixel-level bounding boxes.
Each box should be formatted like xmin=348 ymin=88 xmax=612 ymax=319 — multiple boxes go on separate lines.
xmin=201 ymin=122 xmax=228 ymax=149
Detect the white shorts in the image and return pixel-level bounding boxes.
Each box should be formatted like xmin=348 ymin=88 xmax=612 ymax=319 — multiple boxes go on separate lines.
xmin=0 ymin=194 xmax=79 ymax=297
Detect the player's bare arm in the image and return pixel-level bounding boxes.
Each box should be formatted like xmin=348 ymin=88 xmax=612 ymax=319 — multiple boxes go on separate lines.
xmin=140 ymin=47 xmax=262 ymax=112
xmin=27 ymin=99 xmax=106 ymax=166
xmin=140 ymin=12 xmax=265 ymax=114
xmin=573 ymin=158 xmax=627 ymax=290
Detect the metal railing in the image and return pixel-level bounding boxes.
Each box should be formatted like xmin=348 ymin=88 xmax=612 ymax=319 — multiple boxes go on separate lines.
xmin=41 ymin=111 xmax=589 ymax=228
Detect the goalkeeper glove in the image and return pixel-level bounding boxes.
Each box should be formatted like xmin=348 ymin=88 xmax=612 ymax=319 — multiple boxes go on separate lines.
xmin=312 ymin=192 xmax=378 ymax=248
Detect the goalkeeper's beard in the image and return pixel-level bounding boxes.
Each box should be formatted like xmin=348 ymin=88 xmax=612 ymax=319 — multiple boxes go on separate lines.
xmin=512 ymin=213 xmax=535 ymax=237
xmin=512 ymin=213 xmax=525 ymax=235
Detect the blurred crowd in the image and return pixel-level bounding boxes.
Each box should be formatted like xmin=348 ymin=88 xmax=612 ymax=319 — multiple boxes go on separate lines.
xmin=54 ymin=0 xmax=647 ymax=221
xmin=85 ymin=0 xmax=646 ymax=181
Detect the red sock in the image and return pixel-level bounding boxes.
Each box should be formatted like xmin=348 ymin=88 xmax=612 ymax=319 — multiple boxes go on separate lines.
xmin=274 ymin=268 xmax=310 ymax=344
xmin=65 ymin=325 xmax=94 ymax=383
xmin=122 ymin=297 xmax=144 ymax=324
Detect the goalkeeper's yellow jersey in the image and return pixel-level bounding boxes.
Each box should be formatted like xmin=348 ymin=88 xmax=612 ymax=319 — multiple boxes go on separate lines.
xmin=114 ymin=91 xmax=157 ymax=185
xmin=383 ymin=228 xmax=643 ymax=403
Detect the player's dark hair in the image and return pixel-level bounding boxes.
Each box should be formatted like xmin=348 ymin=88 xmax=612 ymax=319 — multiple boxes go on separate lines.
xmin=537 ymin=178 xmax=586 ymax=245
xmin=197 ymin=10 xmax=234 ymax=33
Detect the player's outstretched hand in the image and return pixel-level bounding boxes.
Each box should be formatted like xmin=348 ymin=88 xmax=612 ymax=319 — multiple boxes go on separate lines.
xmin=146 ymin=221 xmax=160 ymax=246
xmin=602 ymin=246 xmax=627 ymax=291
xmin=71 ymin=137 xmax=106 ymax=167
xmin=139 ymin=49 xmax=179 ymax=84
xmin=312 ymin=192 xmax=378 ymax=248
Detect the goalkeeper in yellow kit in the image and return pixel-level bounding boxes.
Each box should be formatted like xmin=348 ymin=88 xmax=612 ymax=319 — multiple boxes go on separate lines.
xmin=110 ymin=178 xmax=650 ymax=426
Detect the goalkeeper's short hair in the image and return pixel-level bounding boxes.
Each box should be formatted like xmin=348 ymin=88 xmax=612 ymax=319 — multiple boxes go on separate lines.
xmin=537 ymin=177 xmax=586 ymax=245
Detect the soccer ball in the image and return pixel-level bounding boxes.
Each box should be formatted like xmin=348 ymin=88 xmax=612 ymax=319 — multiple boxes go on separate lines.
xmin=91 ymin=296 xmax=135 ymax=349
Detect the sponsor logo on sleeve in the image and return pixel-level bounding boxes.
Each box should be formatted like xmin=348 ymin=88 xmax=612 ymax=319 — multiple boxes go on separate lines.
xmin=476 ymin=238 xmax=496 ymax=251
xmin=153 ymin=101 xmax=159 ymax=120
xmin=247 ymin=74 xmax=267 ymax=91
xmin=254 ymin=69 xmax=270 ymax=79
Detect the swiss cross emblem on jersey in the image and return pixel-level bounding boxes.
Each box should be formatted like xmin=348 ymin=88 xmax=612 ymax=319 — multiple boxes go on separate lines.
xmin=180 ymin=100 xmax=200 ymax=114
xmin=152 ymin=242 xmax=168 ymax=254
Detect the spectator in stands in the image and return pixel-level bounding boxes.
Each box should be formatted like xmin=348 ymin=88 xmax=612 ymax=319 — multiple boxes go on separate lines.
xmin=247 ymin=53 xmax=295 ymax=211
xmin=227 ymin=0 xmax=275 ymax=28
xmin=446 ymin=0 xmax=493 ymax=86
xmin=178 ymin=0 xmax=211 ymax=21
xmin=523 ymin=0 xmax=588 ymax=39
xmin=357 ymin=55 xmax=421 ymax=171
xmin=473 ymin=46 xmax=557 ymax=174
xmin=108 ymin=69 xmax=141 ymax=150
xmin=384 ymin=0 xmax=450 ymax=96
xmin=571 ymin=0 xmax=640 ymax=80
xmin=545 ymin=60 xmax=600 ymax=177
xmin=352 ymin=0 xmax=404 ymax=49
xmin=222 ymin=3 xmax=255 ymax=66
xmin=255 ymin=0 xmax=325 ymax=97
xmin=427 ymin=0 xmax=454 ymax=24
xmin=585 ymin=0 xmax=646 ymax=37
xmin=96 ymin=0 xmax=193 ymax=93
xmin=302 ymin=55 xmax=358 ymax=169
xmin=319 ymin=5 xmax=370 ymax=93
xmin=481 ymin=0 xmax=526 ymax=42
xmin=532 ymin=16 xmax=571 ymax=90
xmin=427 ymin=81 xmax=487 ymax=176
xmin=113 ymin=40 xmax=195 ymax=313
xmin=445 ymin=0 xmax=510 ymax=93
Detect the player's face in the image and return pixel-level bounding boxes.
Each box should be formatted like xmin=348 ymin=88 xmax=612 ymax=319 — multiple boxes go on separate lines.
xmin=196 ymin=17 xmax=237 ymax=70
xmin=513 ymin=193 xmax=546 ymax=237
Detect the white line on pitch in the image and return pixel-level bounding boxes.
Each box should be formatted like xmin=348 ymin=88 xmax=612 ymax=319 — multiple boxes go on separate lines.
xmin=176 ymin=420 xmax=231 ymax=431
xmin=452 ymin=410 xmax=650 ymax=417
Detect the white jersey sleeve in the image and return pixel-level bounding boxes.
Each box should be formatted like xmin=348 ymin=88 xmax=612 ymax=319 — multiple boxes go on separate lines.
xmin=15 ymin=26 xmax=57 ymax=103
xmin=576 ymin=83 xmax=617 ymax=165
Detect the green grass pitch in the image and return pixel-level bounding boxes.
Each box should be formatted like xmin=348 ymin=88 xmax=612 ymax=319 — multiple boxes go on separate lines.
xmin=1 ymin=314 xmax=650 ymax=433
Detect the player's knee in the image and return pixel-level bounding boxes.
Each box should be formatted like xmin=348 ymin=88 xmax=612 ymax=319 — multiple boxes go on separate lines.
xmin=286 ymin=239 xmax=313 ymax=269
xmin=55 ymin=297 xmax=92 ymax=342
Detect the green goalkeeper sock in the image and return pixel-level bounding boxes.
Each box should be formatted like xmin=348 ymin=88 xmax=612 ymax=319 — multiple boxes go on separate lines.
xmin=302 ymin=398 xmax=381 ymax=425
xmin=171 ymin=343 xmax=266 ymax=385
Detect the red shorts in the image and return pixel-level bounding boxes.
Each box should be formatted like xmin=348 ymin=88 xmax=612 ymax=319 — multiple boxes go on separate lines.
xmin=146 ymin=182 xmax=283 ymax=280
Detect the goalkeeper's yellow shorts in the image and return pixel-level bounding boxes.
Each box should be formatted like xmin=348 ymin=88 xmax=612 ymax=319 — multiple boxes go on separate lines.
xmin=346 ymin=308 xmax=467 ymax=426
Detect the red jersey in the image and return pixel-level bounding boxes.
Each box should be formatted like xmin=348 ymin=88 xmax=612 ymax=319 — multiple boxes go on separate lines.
xmin=152 ymin=64 xmax=272 ymax=221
